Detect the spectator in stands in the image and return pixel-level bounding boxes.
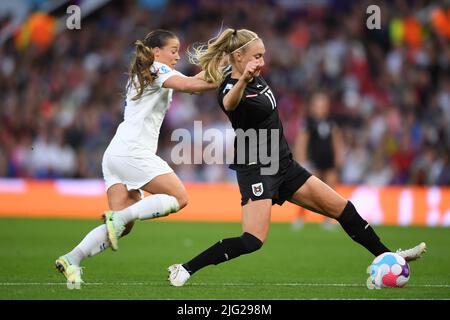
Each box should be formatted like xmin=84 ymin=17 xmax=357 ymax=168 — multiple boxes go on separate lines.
xmin=0 ymin=0 xmax=448 ymax=186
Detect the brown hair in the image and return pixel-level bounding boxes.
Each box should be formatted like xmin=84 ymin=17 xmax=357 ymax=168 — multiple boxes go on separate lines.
xmin=128 ymin=29 xmax=177 ymax=100
xmin=188 ymin=28 xmax=259 ymax=85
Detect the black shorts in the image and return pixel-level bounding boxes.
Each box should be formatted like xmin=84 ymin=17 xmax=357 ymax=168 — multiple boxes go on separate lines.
xmin=310 ymin=155 xmax=335 ymax=171
xmin=235 ymin=158 xmax=312 ymax=206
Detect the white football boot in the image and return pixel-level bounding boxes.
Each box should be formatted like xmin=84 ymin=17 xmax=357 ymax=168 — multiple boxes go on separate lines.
xmin=396 ymin=242 xmax=427 ymax=261
xmin=55 ymin=255 xmax=84 ymax=289
xmin=103 ymin=210 xmax=125 ymax=251
xmin=168 ymin=264 xmax=190 ymax=287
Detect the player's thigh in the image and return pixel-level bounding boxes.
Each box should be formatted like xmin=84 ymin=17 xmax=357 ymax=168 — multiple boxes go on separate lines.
xmin=242 ymin=199 xmax=272 ymax=242
xmin=289 ymin=175 xmax=346 ymax=219
xmin=141 ymin=172 xmax=188 ymax=208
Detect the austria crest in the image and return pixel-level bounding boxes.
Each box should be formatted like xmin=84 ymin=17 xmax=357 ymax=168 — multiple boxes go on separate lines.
xmin=252 ymin=183 xmax=263 ymax=196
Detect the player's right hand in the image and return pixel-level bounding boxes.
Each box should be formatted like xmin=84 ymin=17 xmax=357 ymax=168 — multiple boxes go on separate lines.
xmin=241 ymin=60 xmax=262 ymax=83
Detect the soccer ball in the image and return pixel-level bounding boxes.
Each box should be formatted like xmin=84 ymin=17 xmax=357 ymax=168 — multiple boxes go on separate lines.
xmin=366 ymin=252 xmax=410 ymax=289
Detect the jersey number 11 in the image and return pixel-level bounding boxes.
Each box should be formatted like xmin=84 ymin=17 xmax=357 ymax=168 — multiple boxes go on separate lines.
xmin=265 ymin=89 xmax=277 ymax=109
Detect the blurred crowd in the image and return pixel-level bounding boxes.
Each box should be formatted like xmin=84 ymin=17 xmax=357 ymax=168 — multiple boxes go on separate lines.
xmin=0 ymin=0 xmax=449 ymax=185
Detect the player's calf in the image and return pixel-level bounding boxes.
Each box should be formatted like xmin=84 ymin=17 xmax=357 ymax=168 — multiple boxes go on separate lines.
xmin=177 ymin=232 xmax=263 ymax=279
xmin=337 ymin=201 xmax=390 ymax=256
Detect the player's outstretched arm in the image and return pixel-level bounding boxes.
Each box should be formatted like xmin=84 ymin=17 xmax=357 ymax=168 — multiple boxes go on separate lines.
xmin=193 ymin=70 xmax=206 ymax=79
xmin=163 ymin=75 xmax=217 ymax=93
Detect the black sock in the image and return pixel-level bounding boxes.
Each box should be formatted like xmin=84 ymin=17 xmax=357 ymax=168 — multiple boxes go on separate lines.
xmin=337 ymin=201 xmax=390 ymax=256
xmin=182 ymin=232 xmax=263 ymax=275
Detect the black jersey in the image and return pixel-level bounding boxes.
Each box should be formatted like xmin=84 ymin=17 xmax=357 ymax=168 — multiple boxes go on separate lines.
xmin=218 ymin=74 xmax=291 ymax=170
xmin=305 ymin=117 xmax=335 ymax=170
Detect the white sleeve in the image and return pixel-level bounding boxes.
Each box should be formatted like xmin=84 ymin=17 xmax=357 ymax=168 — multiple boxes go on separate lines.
xmin=153 ymin=64 xmax=186 ymax=88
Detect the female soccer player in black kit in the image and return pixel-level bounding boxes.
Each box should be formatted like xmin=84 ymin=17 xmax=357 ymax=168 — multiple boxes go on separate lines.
xmin=168 ymin=28 xmax=426 ymax=286
xmin=292 ymin=92 xmax=344 ymax=230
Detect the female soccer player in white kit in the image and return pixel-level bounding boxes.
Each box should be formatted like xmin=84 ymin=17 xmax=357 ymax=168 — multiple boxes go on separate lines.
xmin=55 ymin=30 xmax=217 ymax=289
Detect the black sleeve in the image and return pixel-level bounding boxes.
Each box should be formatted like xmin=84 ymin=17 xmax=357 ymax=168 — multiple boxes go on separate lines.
xmin=217 ymin=80 xmax=235 ymax=110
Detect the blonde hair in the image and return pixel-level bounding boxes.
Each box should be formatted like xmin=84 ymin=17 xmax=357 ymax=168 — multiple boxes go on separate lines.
xmin=189 ymin=28 xmax=259 ymax=84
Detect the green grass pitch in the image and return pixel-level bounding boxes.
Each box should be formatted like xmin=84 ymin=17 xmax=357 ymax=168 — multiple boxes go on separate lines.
xmin=0 ymin=217 xmax=449 ymax=299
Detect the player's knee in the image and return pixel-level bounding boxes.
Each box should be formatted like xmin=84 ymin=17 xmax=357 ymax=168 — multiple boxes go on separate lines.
xmin=175 ymin=192 xmax=189 ymax=210
xmin=241 ymin=232 xmax=263 ymax=253
xmin=327 ymin=197 xmax=348 ymax=219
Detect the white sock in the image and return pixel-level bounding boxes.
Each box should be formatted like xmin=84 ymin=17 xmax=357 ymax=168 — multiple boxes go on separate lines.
xmin=116 ymin=194 xmax=180 ymax=224
xmin=67 ymin=224 xmax=109 ymax=265
xmin=66 ymin=247 xmax=85 ymax=266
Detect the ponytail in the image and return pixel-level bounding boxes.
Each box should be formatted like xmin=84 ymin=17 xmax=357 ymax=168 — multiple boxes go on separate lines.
xmin=128 ymin=40 xmax=156 ymax=100
xmin=189 ymin=28 xmax=259 ymax=85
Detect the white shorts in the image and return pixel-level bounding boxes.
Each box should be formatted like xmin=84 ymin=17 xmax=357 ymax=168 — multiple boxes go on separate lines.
xmin=102 ymin=152 xmax=173 ymax=191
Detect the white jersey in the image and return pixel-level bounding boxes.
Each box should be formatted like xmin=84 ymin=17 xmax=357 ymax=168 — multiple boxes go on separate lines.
xmin=105 ymin=62 xmax=185 ymax=157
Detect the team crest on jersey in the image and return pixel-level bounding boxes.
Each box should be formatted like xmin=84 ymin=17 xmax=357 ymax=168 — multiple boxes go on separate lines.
xmin=159 ymin=65 xmax=170 ymax=74
xmin=251 ymin=183 xmax=264 ymax=197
